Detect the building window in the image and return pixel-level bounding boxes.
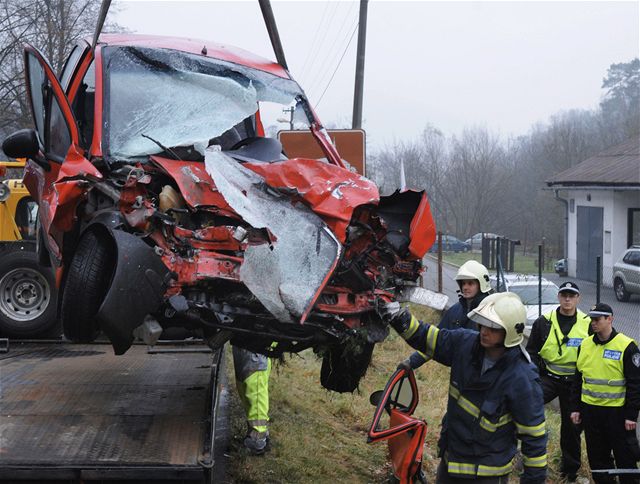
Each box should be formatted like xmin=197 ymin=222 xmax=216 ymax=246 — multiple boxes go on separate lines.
xmin=569 ymin=199 xmax=575 ymax=213
xmin=604 ymin=231 xmax=611 ymax=254
xmin=629 ymin=208 xmax=640 ymax=247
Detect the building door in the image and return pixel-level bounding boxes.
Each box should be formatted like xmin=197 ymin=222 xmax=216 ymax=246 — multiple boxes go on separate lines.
xmin=576 ymin=206 xmax=603 ymax=282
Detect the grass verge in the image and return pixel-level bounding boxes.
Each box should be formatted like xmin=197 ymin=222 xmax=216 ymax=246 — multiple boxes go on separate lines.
xmin=225 ymin=305 xmax=591 ymax=483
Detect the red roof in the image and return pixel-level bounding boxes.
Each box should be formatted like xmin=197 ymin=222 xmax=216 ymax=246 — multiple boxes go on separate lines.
xmin=97 ymin=34 xmax=290 ymax=79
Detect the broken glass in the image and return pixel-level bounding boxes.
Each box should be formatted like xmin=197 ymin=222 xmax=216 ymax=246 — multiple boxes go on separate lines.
xmin=105 ymin=46 xmax=302 ymax=160
xmin=204 ymin=150 xmax=341 ymax=323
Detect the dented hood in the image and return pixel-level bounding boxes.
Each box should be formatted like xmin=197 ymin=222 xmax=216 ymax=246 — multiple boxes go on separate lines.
xmin=245 ymin=158 xmax=379 ymax=242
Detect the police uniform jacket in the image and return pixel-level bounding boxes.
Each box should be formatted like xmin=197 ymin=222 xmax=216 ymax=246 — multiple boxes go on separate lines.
xmin=571 ymin=329 xmax=640 ymax=422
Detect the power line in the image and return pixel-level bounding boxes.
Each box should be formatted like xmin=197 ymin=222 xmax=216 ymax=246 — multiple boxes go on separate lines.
xmin=300 ymin=1 xmax=340 ymax=81
xmin=299 ymin=1 xmax=331 ymax=78
xmin=314 ymin=22 xmax=359 ymax=110
xmin=305 ymin=2 xmax=358 ymax=96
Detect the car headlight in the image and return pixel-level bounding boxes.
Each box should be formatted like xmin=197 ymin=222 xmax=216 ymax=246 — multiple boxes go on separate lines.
xmin=0 ymin=183 xmax=9 ymax=202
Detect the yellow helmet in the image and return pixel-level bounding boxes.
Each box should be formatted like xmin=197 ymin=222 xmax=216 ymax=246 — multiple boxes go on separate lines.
xmin=467 ymin=292 xmax=527 ymax=347
xmin=455 ymin=260 xmax=491 ymax=294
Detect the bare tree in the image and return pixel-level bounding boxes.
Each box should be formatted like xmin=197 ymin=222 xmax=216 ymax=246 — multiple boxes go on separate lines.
xmin=0 ymin=0 xmax=122 ymax=135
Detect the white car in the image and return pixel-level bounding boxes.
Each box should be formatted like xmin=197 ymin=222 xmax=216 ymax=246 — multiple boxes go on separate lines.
xmin=490 ymin=274 xmax=559 ymax=332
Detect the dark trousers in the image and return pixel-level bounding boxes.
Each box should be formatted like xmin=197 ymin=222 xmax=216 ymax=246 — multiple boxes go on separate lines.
xmin=582 ymin=404 xmax=639 ymax=484
xmin=541 ymin=373 xmax=582 ymax=477
xmin=436 ymin=460 xmax=509 ymax=483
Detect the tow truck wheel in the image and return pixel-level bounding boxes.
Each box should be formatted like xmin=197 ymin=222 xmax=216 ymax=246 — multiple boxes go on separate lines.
xmin=61 ymin=230 xmax=115 ymax=343
xmin=0 ymin=249 xmax=58 ymax=337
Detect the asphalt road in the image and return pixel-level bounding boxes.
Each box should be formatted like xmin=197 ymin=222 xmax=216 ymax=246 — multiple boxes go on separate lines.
xmin=422 ymin=256 xmax=639 ymax=341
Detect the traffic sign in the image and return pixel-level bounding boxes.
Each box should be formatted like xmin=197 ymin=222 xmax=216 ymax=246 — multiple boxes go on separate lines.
xmin=278 ymin=129 xmax=366 ymax=175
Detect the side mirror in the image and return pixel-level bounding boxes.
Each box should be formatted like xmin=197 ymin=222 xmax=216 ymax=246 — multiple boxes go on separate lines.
xmin=2 ymin=129 xmax=49 ymax=171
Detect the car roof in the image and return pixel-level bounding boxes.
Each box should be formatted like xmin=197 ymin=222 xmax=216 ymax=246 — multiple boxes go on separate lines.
xmin=491 ymin=273 xmax=558 ymax=287
xmin=97 ymin=34 xmax=291 ymax=79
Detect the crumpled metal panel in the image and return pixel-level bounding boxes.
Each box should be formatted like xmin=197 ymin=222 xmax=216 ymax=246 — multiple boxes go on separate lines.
xmin=150 ymin=157 xmax=236 ymax=215
xmin=205 ymin=151 xmax=341 ymax=323
xmin=245 ymin=158 xmax=379 ymax=242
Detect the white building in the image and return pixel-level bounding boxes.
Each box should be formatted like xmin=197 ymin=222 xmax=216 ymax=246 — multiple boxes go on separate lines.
xmin=546 ymin=138 xmax=640 ymax=283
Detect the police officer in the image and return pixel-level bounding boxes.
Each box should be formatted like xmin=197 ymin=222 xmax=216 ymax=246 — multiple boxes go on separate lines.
xmin=232 ymin=346 xmax=272 ymax=454
xmin=385 ymin=293 xmax=547 ymax=483
xmin=525 ymin=281 xmax=590 ymax=481
xmin=570 ymin=303 xmax=640 ymax=484
xmin=404 ymin=260 xmax=492 ymax=369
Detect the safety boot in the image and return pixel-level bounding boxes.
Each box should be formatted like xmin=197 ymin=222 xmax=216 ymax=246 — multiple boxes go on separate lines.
xmin=243 ymin=428 xmax=270 ymax=455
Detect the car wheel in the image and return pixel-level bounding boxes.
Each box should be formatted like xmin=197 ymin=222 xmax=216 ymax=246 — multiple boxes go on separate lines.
xmin=614 ymin=278 xmax=631 ymax=302
xmin=60 ymin=230 xmax=116 ymax=342
xmin=463 ymin=247 xmax=469 ymax=253
xmin=0 ymin=249 xmax=58 ymax=337
xmin=320 ymin=341 xmax=374 ymax=393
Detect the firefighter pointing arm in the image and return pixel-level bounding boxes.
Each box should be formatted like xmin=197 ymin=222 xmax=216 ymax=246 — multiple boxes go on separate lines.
xmin=383 ymin=293 xmax=547 ymax=484
xmin=404 ymin=261 xmax=493 ymax=370
xmin=569 ymin=303 xmax=640 ymax=483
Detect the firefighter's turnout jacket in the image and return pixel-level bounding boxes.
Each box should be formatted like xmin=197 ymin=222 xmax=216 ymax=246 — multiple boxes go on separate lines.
xmin=407 ymin=291 xmax=489 ymax=369
xmin=393 ymin=311 xmax=547 ymax=483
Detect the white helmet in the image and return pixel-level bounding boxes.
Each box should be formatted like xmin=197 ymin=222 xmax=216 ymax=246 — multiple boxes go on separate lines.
xmin=455 ymin=260 xmax=491 ymax=294
xmin=467 ymin=292 xmax=527 ymax=347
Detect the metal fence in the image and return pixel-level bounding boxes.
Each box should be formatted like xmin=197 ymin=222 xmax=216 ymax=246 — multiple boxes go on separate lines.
xmin=426 ymin=236 xmax=639 ymax=342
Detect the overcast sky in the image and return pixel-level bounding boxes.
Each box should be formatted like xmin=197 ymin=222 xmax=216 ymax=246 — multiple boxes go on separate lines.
xmin=112 ymin=1 xmax=640 ymax=148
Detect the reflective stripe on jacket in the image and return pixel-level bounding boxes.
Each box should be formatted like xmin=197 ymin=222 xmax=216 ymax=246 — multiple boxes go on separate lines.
xmin=538 ymin=310 xmax=590 ymax=376
xmin=577 ymin=333 xmax=634 ymax=407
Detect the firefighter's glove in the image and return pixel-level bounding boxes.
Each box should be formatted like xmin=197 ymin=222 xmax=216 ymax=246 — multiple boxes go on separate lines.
xmin=379 ymin=302 xmax=412 ymax=335
xmin=379 ymin=301 xmax=401 ymax=323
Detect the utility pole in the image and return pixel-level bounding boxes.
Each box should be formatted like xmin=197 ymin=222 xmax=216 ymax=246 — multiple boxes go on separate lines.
xmin=352 ymin=0 xmax=368 ymax=129
xmin=281 ymin=107 xmax=294 ymax=130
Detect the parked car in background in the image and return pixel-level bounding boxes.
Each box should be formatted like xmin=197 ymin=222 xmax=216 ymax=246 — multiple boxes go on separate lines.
xmin=465 ymin=232 xmax=499 ymax=251
xmin=613 ymin=246 xmax=640 ymax=302
xmin=491 ymin=274 xmax=559 ymax=332
xmin=554 ymin=258 xmax=567 ymax=277
xmin=430 ymin=235 xmax=471 ymax=253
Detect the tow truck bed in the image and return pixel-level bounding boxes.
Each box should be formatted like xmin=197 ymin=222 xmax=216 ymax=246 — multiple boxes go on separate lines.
xmin=0 ymin=341 xmax=224 ymax=482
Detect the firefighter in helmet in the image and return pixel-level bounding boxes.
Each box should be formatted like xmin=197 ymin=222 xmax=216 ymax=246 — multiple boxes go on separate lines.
xmin=403 ymin=260 xmax=492 ymax=370
xmin=385 ymin=292 xmax=547 ymax=483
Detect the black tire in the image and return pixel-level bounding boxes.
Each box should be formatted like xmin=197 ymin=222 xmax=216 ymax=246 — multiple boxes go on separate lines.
xmin=320 ymin=341 xmax=374 ymax=393
xmin=0 ymin=249 xmax=58 ymax=337
xmin=60 ymin=230 xmax=115 ymax=342
xmin=614 ymin=278 xmax=631 ymax=302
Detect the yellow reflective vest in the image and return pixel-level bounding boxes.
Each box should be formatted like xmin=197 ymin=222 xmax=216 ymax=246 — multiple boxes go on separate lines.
xmin=576 ymin=333 xmax=634 ymax=407
xmin=538 ymin=310 xmax=590 ymax=376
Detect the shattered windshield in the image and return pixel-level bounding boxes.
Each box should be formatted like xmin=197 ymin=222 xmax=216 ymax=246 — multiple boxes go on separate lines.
xmin=104 ymin=46 xmax=303 ymax=160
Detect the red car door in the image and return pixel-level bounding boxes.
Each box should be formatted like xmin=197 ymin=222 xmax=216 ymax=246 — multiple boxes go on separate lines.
xmin=22 ymin=45 xmax=101 ymax=265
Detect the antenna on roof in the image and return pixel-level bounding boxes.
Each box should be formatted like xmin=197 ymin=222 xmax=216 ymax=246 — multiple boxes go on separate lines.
xmin=258 ymin=0 xmax=289 ymax=70
xmin=92 ymin=0 xmax=112 ymax=50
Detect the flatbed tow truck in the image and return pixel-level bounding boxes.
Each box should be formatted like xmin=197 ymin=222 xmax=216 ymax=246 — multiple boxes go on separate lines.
xmin=0 ymin=339 xmax=228 ymax=483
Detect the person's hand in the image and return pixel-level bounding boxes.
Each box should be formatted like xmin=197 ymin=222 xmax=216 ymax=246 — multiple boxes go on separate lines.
xmin=379 ymin=301 xmax=401 ymax=323
xmin=570 ymin=412 xmax=581 ymax=425
xmin=625 ymin=419 xmax=637 ymax=431
xmin=397 ymin=359 xmax=412 ymax=371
